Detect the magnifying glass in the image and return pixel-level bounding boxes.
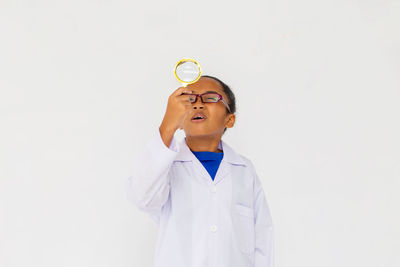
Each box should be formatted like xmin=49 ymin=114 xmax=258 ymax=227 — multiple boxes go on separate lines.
xmin=173 ymin=58 xmax=202 ymax=87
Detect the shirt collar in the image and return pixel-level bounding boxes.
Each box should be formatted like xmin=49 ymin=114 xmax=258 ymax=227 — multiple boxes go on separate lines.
xmin=174 ymin=137 xmax=247 ymax=166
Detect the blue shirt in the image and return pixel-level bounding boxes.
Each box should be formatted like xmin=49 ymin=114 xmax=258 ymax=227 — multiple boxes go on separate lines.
xmin=191 ymin=151 xmax=224 ymax=181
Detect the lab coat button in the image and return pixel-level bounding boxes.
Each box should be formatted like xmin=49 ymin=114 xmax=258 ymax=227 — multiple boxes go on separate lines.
xmin=210 ymin=225 xmax=217 ymax=232
xmin=211 ymin=186 xmax=217 ymax=193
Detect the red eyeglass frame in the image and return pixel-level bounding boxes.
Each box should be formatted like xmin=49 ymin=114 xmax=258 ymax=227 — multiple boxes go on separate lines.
xmin=180 ymin=92 xmax=231 ymax=113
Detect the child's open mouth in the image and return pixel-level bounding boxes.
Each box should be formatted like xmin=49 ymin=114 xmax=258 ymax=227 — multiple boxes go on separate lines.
xmin=191 ymin=118 xmax=206 ymax=122
xmin=191 ymin=113 xmax=207 ymax=123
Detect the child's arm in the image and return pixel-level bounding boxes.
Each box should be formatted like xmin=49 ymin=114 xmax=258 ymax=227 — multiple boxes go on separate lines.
xmin=126 ymin=86 xmax=194 ymax=223
xmin=253 ymin=166 xmax=275 ymax=267
xmin=126 ymin=127 xmax=178 ymax=219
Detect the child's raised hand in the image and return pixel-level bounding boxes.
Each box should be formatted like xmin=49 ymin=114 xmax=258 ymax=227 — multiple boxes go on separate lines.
xmin=160 ymin=87 xmax=193 ymax=135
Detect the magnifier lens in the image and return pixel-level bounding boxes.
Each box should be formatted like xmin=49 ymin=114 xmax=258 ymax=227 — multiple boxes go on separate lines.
xmin=175 ymin=61 xmax=200 ymax=83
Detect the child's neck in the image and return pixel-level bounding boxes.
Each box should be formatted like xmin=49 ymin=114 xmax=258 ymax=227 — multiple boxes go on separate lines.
xmin=185 ymin=136 xmax=223 ymax=153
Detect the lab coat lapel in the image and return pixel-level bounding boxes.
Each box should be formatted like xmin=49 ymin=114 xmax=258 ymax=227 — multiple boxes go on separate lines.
xmin=174 ymin=137 xmax=247 ymax=185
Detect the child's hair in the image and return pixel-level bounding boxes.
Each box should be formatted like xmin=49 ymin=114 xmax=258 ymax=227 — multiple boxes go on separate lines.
xmin=201 ymin=75 xmax=236 ymax=135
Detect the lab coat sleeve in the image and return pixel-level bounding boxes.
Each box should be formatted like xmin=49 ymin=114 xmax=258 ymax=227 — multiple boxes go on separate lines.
xmin=252 ymin=164 xmax=275 ymax=267
xmin=126 ymin=128 xmax=178 ymax=222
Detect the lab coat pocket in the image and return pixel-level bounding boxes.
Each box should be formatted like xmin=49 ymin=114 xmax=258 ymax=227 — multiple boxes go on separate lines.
xmin=233 ymin=203 xmax=255 ymax=255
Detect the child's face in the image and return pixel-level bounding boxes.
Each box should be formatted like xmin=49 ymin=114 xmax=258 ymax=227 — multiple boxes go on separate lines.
xmin=182 ymin=77 xmax=235 ymax=138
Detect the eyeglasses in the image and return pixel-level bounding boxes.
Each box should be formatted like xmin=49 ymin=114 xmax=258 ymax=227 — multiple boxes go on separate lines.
xmin=180 ymin=92 xmax=231 ymax=113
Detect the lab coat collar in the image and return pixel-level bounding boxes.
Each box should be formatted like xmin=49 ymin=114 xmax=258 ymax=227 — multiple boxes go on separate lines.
xmin=174 ymin=137 xmax=247 ymax=167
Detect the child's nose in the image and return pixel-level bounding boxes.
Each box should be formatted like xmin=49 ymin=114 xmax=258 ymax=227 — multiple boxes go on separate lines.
xmin=192 ymin=97 xmax=205 ymax=109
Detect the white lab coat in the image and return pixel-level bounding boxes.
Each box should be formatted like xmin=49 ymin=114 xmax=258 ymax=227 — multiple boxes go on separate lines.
xmin=127 ymin=128 xmax=274 ymax=267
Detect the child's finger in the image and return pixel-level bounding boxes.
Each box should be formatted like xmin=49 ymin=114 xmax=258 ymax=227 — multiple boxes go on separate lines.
xmin=173 ymin=87 xmax=192 ymax=96
xmin=181 ymin=89 xmax=193 ymax=95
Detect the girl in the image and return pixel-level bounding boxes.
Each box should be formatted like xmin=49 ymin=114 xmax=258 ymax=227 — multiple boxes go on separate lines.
xmin=127 ymin=75 xmax=274 ymax=267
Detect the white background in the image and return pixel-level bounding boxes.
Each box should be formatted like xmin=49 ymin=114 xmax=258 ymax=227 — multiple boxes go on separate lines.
xmin=1 ymin=1 xmax=399 ymax=267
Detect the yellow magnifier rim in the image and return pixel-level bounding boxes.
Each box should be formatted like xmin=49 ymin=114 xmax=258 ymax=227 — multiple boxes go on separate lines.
xmin=173 ymin=58 xmax=202 ymax=86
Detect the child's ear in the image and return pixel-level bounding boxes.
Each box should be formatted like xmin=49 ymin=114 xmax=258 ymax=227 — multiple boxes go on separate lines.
xmin=225 ymin=114 xmax=235 ymax=128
